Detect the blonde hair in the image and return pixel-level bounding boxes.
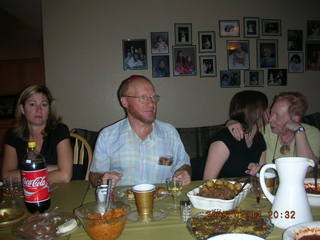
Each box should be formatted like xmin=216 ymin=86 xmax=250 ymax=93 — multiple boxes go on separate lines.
xmin=14 ymin=85 xmax=61 ymax=139
xmin=272 ymin=92 xmax=308 ymax=118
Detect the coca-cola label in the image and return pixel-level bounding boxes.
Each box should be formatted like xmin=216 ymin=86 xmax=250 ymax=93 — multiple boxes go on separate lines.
xmin=21 ymin=168 xmax=50 ymax=203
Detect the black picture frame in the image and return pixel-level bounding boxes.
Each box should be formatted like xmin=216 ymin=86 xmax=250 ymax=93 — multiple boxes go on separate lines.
xmin=123 ymin=39 xmax=147 ymax=70
xmin=219 ymin=20 xmax=240 ymax=37
xmin=220 ymin=70 xmax=241 ymax=88
xmin=257 ymin=39 xmax=278 ymax=68
xmin=243 ymin=17 xmax=260 ymax=38
xmin=288 ymin=30 xmax=303 ymax=51
xmin=306 ymin=42 xmax=320 ymax=71
xmin=227 ymin=40 xmax=250 ymax=70
xmin=198 ymin=31 xmax=216 ymax=53
xmin=307 ymin=20 xmax=320 ymax=40
xmin=261 ymin=19 xmax=281 ymax=36
xmin=151 ymin=32 xmax=169 ymax=54
xmin=152 ymin=55 xmax=170 ymax=78
xmin=0 ymin=95 xmax=17 ymax=119
xmin=174 ymin=23 xmax=192 ymax=45
xmin=267 ymin=69 xmax=287 ymax=86
xmin=199 ymin=55 xmax=217 ymax=77
xmin=288 ymin=52 xmax=304 ymax=73
xmin=173 ymin=45 xmax=197 ymax=76
xmin=244 ymin=70 xmax=264 ymax=87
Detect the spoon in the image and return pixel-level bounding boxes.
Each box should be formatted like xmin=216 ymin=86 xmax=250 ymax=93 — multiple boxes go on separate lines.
xmin=313 ymin=160 xmax=318 ymax=191
xmin=105 ymin=179 xmax=112 ymax=211
xmin=234 ymin=177 xmax=250 ymax=197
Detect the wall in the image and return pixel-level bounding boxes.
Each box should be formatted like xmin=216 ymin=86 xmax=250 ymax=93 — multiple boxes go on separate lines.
xmin=42 ymin=0 xmax=320 ymax=131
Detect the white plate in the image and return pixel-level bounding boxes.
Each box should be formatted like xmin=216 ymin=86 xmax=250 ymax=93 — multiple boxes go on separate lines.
xmin=283 ymin=221 xmax=320 ymax=240
xmin=207 ymin=233 xmax=264 ymax=240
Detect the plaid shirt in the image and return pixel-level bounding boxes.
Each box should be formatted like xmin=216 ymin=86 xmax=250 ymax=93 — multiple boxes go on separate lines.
xmin=90 ymin=118 xmax=190 ymax=186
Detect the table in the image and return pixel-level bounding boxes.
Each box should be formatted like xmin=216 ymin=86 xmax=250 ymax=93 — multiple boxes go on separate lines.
xmin=69 ymin=180 xmax=320 ymax=240
xmin=0 ymin=180 xmax=90 ymax=239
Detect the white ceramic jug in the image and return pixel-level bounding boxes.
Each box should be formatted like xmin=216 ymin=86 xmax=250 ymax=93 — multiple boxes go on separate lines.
xmin=259 ymin=157 xmax=314 ymax=229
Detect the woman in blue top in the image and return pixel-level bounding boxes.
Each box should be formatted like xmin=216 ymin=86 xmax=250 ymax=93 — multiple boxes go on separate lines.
xmin=203 ymin=90 xmax=268 ymax=179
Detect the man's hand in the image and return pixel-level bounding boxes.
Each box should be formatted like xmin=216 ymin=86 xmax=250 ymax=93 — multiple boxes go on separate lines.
xmin=101 ymin=172 xmax=123 ymax=188
xmin=173 ymin=168 xmax=191 ymax=186
xmin=226 ymin=120 xmax=244 ymax=141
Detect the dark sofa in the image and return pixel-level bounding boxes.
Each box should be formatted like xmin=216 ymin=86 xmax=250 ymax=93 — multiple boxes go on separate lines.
xmin=72 ymin=112 xmax=320 ymax=181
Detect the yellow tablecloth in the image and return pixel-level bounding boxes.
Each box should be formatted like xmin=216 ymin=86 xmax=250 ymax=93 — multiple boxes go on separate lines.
xmin=69 ymin=180 xmax=320 ymax=240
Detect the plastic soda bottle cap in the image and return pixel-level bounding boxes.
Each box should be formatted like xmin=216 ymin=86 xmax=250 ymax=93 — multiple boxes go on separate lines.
xmin=28 ymin=142 xmax=36 ymax=148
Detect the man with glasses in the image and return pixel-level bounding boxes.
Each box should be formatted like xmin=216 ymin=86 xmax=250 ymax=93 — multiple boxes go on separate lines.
xmin=89 ymin=75 xmax=191 ymax=187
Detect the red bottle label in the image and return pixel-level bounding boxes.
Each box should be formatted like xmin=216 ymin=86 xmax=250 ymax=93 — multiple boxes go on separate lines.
xmin=21 ymin=168 xmax=50 ymax=203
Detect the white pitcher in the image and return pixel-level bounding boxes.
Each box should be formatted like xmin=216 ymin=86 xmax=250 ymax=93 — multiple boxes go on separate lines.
xmin=259 ymin=157 xmax=314 ymax=229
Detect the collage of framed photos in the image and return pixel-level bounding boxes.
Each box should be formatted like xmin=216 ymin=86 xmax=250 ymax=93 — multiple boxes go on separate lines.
xmin=122 ymin=19 xmax=320 ymax=88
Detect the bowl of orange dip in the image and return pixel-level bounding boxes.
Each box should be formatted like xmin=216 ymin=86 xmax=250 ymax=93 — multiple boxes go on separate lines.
xmin=75 ymin=201 xmax=130 ymax=240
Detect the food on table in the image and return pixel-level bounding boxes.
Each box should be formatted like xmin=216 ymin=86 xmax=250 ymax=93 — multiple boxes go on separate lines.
xmin=86 ymin=208 xmax=127 ymax=240
xmin=0 ymin=212 xmax=9 ymax=222
xmin=56 ymin=218 xmax=78 ymax=234
xmin=295 ymin=227 xmax=320 ymax=240
xmin=197 ymin=179 xmax=242 ymax=200
xmin=297 ymin=235 xmax=320 ymax=240
xmin=188 ymin=210 xmax=272 ymax=239
xmin=126 ymin=189 xmax=135 ymax=200
xmin=305 ymin=182 xmax=320 ymax=194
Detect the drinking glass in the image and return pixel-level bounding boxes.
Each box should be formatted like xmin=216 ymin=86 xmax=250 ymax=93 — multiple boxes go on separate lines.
xmin=166 ymin=178 xmax=182 ymax=210
xmin=250 ymin=175 xmax=265 ymax=209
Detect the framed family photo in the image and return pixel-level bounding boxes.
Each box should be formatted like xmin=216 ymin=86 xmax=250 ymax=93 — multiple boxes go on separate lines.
xmin=151 ymin=32 xmax=169 ymax=54
xmin=219 ymin=20 xmax=240 ymax=37
xmin=152 ymin=55 xmax=170 ymax=78
xmin=306 ymin=42 xmax=320 ymax=71
xmin=243 ymin=17 xmax=259 ymax=38
xmin=227 ymin=40 xmax=250 ymax=70
xmin=199 ymin=55 xmax=217 ymax=77
xmin=267 ymin=69 xmax=287 ymax=86
xmin=244 ymin=70 xmax=264 ymax=87
xmin=288 ymin=52 xmax=304 ymax=73
xmin=198 ymin=31 xmax=216 ymax=53
xmin=220 ymin=70 xmax=241 ymax=88
xmin=175 ymin=23 xmax=192 ymax=45
xmin=257 ymin=39 xmax=278 ymax=68
xmin=307 ymin=20 xmax=320 ymax=40
xmin=288 ymin=30 xmax=303 ymax=51
xmin=123 ymin=39 xmax=147 ymax=70
xmin=173 ymin=45 xmax=197 ymax=76
xmin=262 ymin=19 xmax=281 ymax=36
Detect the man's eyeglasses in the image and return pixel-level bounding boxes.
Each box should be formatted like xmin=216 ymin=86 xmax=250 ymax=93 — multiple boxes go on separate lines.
xmin=124 ymin=95 xmax=160 ymax=103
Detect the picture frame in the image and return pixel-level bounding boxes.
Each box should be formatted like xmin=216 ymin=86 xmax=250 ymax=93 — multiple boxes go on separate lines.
xmin=220 ymin=70 xmax=241 ymax=88
xmin=152 ymin=55 xmax=170 ymax=78
xmin=261 ymin=19 xmax=281 ymax=36
xmin=151 ymin=32 xmax=169 ymax=54
xmin=306 ymin=42 xmax=320 ymax=71
xmin=257 ymin=39 xmax=278 ymax=68
xmin=123 ymin=39 xmax=147 ymax=70
xmin=173 ymin=45 xmax=197 ymax=76
xmin=227 ymin=40 xmax=250 ymax=70
xmin=198 ymin=31 xmax=216 ymax=53
xmin=0 ymin=95 xmax=17 ymax=119
xmin=288 ymin=30 xmax=303 ymax=51
xmin=267 ymin=69 xmax=287 ymax=86
xmin=288 ymin=52 xmax=304 ymax=73
xmin=243 ymin=17 xmax=260 ymax=38
xmin=199 ymin=55 xmax=217 ymax=77
xmin=174 ymin=23 xmax=192 ymax=45
xmin=244 ymin=70 xmax=264 ymax=87
xmin=307 ymin=20 xmax=320 ymax=40
xmin=219 ymin=20 xmax=240 ymax=37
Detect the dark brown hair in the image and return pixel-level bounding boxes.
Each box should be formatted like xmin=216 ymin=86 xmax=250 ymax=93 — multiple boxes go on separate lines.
xmin=14 ymin=85 xmax=61 ymax=139
xmin=229 ymin=90 xmax=268 ymax=133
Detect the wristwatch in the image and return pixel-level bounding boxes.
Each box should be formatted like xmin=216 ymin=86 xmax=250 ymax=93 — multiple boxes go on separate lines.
xmin=294 ymin=126 xmax=305 ymax=134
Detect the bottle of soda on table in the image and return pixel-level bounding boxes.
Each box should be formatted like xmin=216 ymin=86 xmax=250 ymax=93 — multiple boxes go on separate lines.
xmin=21 ymin=141 xmax=51 ymax=213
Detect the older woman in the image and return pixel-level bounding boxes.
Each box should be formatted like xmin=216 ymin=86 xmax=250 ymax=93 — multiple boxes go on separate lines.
xmin=2 ymin=85 xmax=73 ymax=183
xmin=228 ymin=92 xmax=320 ymax=164
xmin=203 ymin=90 xmax=268 ymax=179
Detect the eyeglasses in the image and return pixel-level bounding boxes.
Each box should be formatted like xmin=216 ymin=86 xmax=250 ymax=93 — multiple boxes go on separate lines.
xmin=124 ymin=95 xmax=160 ymax=103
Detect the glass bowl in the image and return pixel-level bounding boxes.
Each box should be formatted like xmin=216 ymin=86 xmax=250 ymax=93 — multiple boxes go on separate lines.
xmin=74 ymin=201 xmax=130 ymax=240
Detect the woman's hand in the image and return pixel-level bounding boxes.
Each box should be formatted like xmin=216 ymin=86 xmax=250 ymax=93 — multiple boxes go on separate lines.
xmin=226 ymin=120 xmax=244 ymax=141
xmin=245 ymin=162 xmax=261 ymax=176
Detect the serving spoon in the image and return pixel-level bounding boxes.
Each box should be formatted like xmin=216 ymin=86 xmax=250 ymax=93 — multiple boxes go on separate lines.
xmin=313 ymin=160 xmax=318 ymax=191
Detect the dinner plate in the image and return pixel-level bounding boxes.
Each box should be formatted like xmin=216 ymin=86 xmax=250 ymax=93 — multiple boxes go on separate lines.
xmin=283 ymin=221 xmax=320 ymax=240
xmin=115 ymin=186 xmax=168 ymax=202
xmin=127 ymin=206 xmax=169 ymax=222
xmin=186 ymin=211 xmax=273 ymax=240
xmin=206 ymin=233 xmax=264 ymax=240
xmin=14 ymin=211 xmax=79 ymax=239
xmin=0 ymin=207 xmax=28 ymax=229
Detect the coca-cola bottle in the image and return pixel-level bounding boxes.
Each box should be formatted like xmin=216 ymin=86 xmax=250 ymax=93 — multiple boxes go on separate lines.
xmin=21 ymin=141 xmax=51 ymax=213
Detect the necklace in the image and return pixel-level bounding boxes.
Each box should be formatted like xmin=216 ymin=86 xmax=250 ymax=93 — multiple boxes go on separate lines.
xmin=280 ymin=144 xmax=290 ymax=155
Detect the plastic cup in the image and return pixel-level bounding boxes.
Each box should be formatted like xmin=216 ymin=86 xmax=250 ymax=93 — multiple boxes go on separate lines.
xmin=132 ymin=184 xmax=156 ymax=220
xmin=264 ymin=172 xmax=277 ymax=194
